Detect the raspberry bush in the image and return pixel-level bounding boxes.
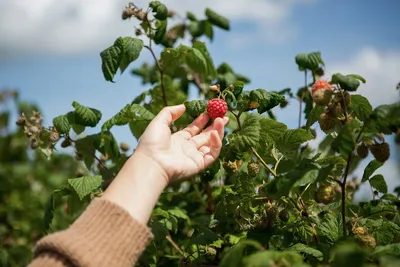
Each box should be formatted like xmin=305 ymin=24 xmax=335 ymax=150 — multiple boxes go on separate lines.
xmin=10 ymin=1 xmax=400 ymax=266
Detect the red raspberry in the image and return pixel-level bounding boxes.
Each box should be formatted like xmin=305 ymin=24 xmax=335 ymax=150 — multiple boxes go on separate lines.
xmin=207 ymin=98 xmax=227 ymax=119
xmin=311 ymin=80 xmax=333 ymax=105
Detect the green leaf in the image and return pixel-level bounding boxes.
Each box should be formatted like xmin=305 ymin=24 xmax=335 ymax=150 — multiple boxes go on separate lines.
xmin=192 ymin=41 xmax=217 ymax=79
xmin=362 ymin=218 xmax=400 ymax=245
xmin=186 ymin=11 xmax=197 ymax=21
xmin=72 ymin=101 xmax=102 ymax=127
xmin=306 ymin=105 xmax=324 ymax=129
xmin=318 ymin=213 xmax=342 ymax=244
xmin=331 ymin=73 xmax=361 ymax=92
xmin=101 ymin=104 xmax=155 ymax=131
xmin=317 ymin=155 xmax=347 ymax=177
xmin=331 ymin=242 xmax=368 ymax=267
xmin=276 ymin=129 xmax=314 ymax=160
xmin=368 ymin=102 xmax=400 ymax=134
xmin=149 ymin=1 xmax=168 ymax=20
xmin=119 ymin=37 xmax=144 ymax=73
xmin=295 ymin=52 xmax=324 ymax=71
xmin=184 ymin=100 xmax=207 ymax=117
xmin=374 ymin=243 xmax=400 ymax=256
xmin=243 ymin=251 xmax=305 ymax=267
xmin=67 ymin=191 xmax=84 ymax=217
xmin=183 ymin=46 xmax=208 ymax=76
xmin=232 ymin=81 xmax=245 ymax=95
xmin=369 ymin=174 xmax=388 ymax=194
xmin=100 ymin=37 xmax=123 ymax=82
xmin=220 ymin=240 xmax=263 ymax=267
xmin=191 ymin=227 xmax=219 ymax=245
xmin=68 ymin=175 xmax=102 ymax=200
xmin=230 ymin=114 xmax=261 ymax=150
xmin=205 ymin=8 xmax=230 ymax=30
xmin=43 ymin=185 xmax=71 ymax=233
xmin=259 ymin=118 xmax=287 ymax=145
xmin=249 ymin=89 xmax=285 ymax=114
xmin=53 ymin=115 xmax=71 ymax=134
xmin=331 ymin=124 xmax=355 ymax=156
xmin=286 ymin=243 xmax=323 ymax=261
xmin=347 ymin=74 xmax=366 ymax=84
xmin=348 ymin=95 xmax=372 ymax=122
xmin=153 ymin=19 xmax=167 ymax=44
xmin=362 ymin=160 xmax=384 ymax=182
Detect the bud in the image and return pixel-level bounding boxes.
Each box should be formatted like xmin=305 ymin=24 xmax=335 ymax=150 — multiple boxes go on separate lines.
xmin=49 ymin=132 xmax=60 ymax=142
xmin=120 ymin=142 xmax=130 ymax=152
xmin=210 ymin=84 xmax=220 ymax=92
xmin=136 ymin=10 xmax=147 ymax=21
xmin=30 ymin=139 xmax=39 ymax=149
xmin=16 ymin=116 xmax=26 ymax=126
xmin=29 ymin=126 xmax=40 ymax=134
xmin=247 ymin=162 xmax=259 ymax=177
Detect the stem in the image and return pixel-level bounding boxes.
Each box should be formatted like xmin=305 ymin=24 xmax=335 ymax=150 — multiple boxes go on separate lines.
xmin=251 ymin=147 xmax=277 ymax=178
xmin=340 ymin=124 xmax=366 ymax=236
xmin=298 ymin=70 xmax=307 ymax=128
xmin=204 ymin=182 xmax=215 ymax=214
xmin=166 ymin=234 xmax=185 ymax=257
xmin=229 ymin=109 xmax=277 ymax=178
xmin=68 ymin=137 xmax=108 ymax=170
xmin=144 ymin=45 xmax=168 ymax=107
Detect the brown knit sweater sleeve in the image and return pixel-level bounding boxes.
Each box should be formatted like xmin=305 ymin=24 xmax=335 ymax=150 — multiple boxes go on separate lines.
xmin=29 ymin=198 xmax=153 ymax=267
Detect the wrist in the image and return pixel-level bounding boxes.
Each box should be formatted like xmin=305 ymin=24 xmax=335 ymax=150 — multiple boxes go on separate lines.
xmin=129 ymin=150 xmax=169 ymax=188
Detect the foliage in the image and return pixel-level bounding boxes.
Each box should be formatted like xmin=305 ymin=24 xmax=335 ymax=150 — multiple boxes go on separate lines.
xmin=7 ymin=2 xmax=400 ymax=266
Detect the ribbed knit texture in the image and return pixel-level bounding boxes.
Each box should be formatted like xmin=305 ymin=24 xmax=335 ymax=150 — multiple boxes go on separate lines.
xmin=29 ymin=198 xmax=153 ymax=267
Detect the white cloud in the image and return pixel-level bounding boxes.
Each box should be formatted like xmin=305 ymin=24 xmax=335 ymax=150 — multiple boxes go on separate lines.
xmin=0 ymin=0 xmax=317 ymax=59
xmin=327 ymin=47 xmax=400 ymax=107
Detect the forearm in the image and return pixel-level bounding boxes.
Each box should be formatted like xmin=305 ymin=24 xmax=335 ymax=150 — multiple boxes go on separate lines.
xmin=29 ymin=153 xmax=163 ymax=267
xmin=102 ymin=151 xmax=168 ymax=224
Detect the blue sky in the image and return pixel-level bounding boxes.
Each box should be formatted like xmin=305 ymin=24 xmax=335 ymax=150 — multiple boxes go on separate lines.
xmin=1 ymin=0 xmax=399 ymax=198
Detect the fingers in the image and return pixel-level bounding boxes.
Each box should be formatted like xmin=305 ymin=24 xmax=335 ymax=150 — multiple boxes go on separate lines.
xmin=152 ymin=104 xmax=186 ymax=126
xmin=177 ymin=113 xmax=210 ymax=139
xmin=189 ymin=117 xmax=229 ymax=149
xmin=203 ymin=130 xmax=223 ymax=168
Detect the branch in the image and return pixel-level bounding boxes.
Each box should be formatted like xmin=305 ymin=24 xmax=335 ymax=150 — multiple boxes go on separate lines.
xmin=166 ymin=233 xmax=185 ymax=257
xmin=298 ymin=70 xmax=307 ymax=128
xmin=68 ymin=137 xmax=108 ymax=170
xmin=251 ymin=147 xmax=277 ymax=178
xmin=340 ymin=121 xmax=366 ymax=236
xmin=204 ymin=182 xmax=215 ymax=214
xmin=229 ymin=109 xmax=277 ymax=178
xmin=144 ymin=45 xmax=168 ymax=107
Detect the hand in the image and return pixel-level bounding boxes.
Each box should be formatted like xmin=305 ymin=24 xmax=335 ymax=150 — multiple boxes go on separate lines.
xmin=135 ymin=104 xmax=229 ymax=185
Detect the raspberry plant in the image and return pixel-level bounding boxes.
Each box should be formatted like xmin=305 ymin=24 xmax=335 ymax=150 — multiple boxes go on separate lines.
xmin=15 ymin=2 xmax=400 ymax=266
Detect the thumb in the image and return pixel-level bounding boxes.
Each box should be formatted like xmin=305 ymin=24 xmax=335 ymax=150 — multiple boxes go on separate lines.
xmin=153 ymin=104 xmax=186 ymax=126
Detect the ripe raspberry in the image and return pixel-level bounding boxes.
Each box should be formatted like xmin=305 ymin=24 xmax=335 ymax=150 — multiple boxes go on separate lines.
xmin=315 ymin=185 xmax=335 ymax=204
xmin=247 ymin=162 xmax=259 ymax=177
xmin=207 ymin=98 xmax=227 ymax=119
xmin=369 ymin=142 xmax=390 ymax=163
xmin=311 ymin=80 xmax=333 ymax=105
xmin=357 ymin=143 xmax=369 ymax=159
xmin=318 ymin=113 xmax=337 ymax=132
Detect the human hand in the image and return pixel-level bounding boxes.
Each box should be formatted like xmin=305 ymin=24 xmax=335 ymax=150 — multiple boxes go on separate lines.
xmin=134 ymin=104 xmax=229 ymax=185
